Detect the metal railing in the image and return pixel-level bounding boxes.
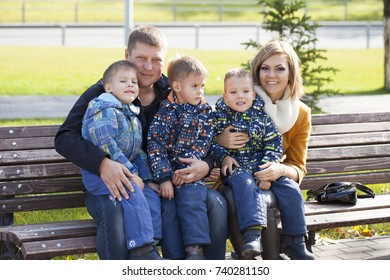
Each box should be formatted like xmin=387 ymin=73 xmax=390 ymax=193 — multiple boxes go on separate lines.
xmin=0 ymin=21 xmax=383 ymax=49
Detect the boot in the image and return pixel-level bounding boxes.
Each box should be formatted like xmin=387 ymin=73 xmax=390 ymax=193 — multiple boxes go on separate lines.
xmin=128 ymin=244 xmax=167 ymax=260
xmin=241 ymin=229 xmax=262 ymax=259
xmin=185 ymin=245 xmax=205 ymax=260
xmin=280 ymin=234 xmax=316 ymax=260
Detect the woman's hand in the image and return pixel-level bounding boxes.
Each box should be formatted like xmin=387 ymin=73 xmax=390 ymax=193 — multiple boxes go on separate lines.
xmin=216 ymin=125 xmax=249 ymax=149
xmin=173 ymin=157 xmax=209 ymax=185
xmin=255 ymin=162 xmax=286 ymax=182
xmin=99 ymin=157 xmax=134 ymax=201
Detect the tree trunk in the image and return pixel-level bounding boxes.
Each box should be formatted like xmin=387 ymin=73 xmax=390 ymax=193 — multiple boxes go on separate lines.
xmin=384 ymin=0 xmax=390 ymax=89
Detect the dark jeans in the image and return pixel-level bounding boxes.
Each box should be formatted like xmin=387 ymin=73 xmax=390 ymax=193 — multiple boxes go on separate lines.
xmin=218 ymin=176 xmax=307 ymax=260
xmin=161 ymin=188 xmax=228 ymax=260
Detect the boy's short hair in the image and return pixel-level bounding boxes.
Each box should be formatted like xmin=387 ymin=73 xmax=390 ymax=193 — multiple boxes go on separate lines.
xmin=102 ymin=60 xmax=137 ymax=85
xmin=127 ymin=25 xmax=167 ymax=55
xmin=224 ymin=67 xmax=253 ymax=92
xmin=224 ymin=67 xmax=253 ymax=84
xmin=167 ymin=55 xmax=208 ymax=86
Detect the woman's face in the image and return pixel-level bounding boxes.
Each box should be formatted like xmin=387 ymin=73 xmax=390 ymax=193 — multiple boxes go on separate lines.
xmin=259 ymin=54 xmax=290 ymax=102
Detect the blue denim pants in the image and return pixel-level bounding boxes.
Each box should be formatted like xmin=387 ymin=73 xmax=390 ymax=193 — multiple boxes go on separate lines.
xmin=161 ymin=187 xmax=228 ymax=260
xmin=84 ymin=183 xmax=162 ymax=260
xmin=224 ymin=171 xmax=267 ymax=231
xmin=270 ymin=176 xmax=307 ymax=235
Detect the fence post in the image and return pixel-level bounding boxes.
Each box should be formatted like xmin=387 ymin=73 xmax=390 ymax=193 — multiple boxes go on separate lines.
xmin=61 ymin=24 xmax=66 ymax=46
xmin=366 ymin=22 xmax=370 ymax=49
xmin=74 ymin=1 xmax=79 ymax=23
xmin=173 ymin=0 xmax=177 ymax=22
xmin=22 ymin=0 xmax=26 ymax=23
xmin=195 ymin=24 xmax=199 ymax=49
xmin=218 ymin=0 xmax=222 ymax=22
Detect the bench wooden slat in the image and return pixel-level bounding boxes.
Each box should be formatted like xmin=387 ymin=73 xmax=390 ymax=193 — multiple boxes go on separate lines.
xmin=304 ymin=195 xmax=390 ymax=215
xmin=309 ymin=131 xmax=390 ymax=148
xmin=0 ymin=137 xmax=55 ymax=151
xmin=0 ymin=193 xmax=85 ymax=213
xmin=307 ymin=144 xmax=390 ymax=160
xmin=0 ymin=162 xmax=81 ymax=180
xmin=0 ymin=178 xmax=83 ymax=196
xmin=301 ymin=171 xmax=390 ymax=190
xmin=21 ymin=236 xmax=96 ymax=259
xmin=311 ymin=122 xmax=390 ymax=135
xmin=0 ymin=149 xmax=65 ymax=165
xmin=306 ymin=157 xmax=390 ymax=175
xmin=306 ymin=208 xmax=390 ymax=231
xmin=311 ymin=112 xmax=390 ymax=125
xmin=0 ymin=125 xmax=58 ymax=139
xmin=0 ymin=219 xmax=96 ymax=246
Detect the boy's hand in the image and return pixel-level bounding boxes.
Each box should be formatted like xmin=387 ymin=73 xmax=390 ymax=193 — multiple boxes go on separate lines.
xmin=160 ymin=181 xmax=174 ymax=200
xmin=130 ymin=174 xmax=144 ymax=191
xmin=148 ymin=182 xmax=161 ymax=196
xmin=257 ymin=180 xmax=271 ymax=190
xmin=221 ymin=156 xmax=240 ymax=176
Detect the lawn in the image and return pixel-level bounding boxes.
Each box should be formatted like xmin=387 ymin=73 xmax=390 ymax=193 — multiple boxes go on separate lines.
xmin=0 ymin=46 xmax=386 ymax=97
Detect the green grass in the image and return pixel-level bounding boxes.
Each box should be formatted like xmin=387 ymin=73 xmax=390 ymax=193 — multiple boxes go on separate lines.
xmin=0 ymin=0 xmax=384 ymax=23
xmin=0 ymin=46 xmax=387 ymax=97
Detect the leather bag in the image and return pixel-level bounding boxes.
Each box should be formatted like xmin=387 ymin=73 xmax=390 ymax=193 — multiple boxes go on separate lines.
xmin=306 ymin=182 xmax=375 ymax=205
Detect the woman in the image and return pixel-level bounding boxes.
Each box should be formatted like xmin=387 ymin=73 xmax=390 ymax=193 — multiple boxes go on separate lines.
xmin=216 ymin=38 xmax=315 ymax=260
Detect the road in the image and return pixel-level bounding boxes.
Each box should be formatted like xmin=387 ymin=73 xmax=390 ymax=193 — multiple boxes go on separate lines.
xmin=0 ymin=22 xmax=383 ymax=50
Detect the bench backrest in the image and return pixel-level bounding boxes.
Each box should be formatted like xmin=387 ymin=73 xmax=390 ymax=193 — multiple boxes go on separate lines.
xmin=302 ymin=112 xmax=390 ymax=190
xmin=1 ymin=112 xmax=390 ymax=221
xmin=0 ymin=125 xmax=84 ymax=222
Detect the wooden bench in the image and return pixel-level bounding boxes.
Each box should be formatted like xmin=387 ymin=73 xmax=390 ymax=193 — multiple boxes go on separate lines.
xmin=1 ymin=111 xmax=390 ymax=259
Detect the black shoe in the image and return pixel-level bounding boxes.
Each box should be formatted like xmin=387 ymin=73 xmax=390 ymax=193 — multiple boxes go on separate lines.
xmin=280 ymin=234 xmax=316 ymax=260
xmin=241 ymin=230 xmax=262 ymax=259
xmin=128 ymin=245 xmax=167 ymax=260
xmin=185 ymin=245 xmax=205 ymax=260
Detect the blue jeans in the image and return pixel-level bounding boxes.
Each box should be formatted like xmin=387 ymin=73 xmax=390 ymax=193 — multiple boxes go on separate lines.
xmin=224 ymin=171 xmax=267 ymax=231
xmin=84 ymin=183 xmax=162 ymax=260
xmin=161 ymin=188 xmax=228 ymax=260
xmin=270 ymin=176 xmax=307 ymax=235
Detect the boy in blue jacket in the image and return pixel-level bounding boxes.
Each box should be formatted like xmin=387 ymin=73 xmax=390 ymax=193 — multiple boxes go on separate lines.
xmin=211 ymin=67 xmax=282 ymax=259
xmin=81 ymin=60 xmax=163 ymax=260
xmin=148 ymin=55 xmax=213 ymax=260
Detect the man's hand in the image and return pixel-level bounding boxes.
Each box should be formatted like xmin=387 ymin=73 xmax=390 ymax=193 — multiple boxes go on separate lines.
xmin=257 ymin=180 xmax=271 ymax=190
xmin=216 ymin=125 xmax=249 ymax=149
xmin=148 ymin=182 xmax=162 ymax=196
xmin=99 ymin=157 xmax=134 ymax=201
xmin=173 ymin=157 xmax=209 ymax=185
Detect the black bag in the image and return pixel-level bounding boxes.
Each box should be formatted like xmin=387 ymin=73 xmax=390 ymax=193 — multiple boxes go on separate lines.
xmin=306 ymin=182 xmax=375 ymax=205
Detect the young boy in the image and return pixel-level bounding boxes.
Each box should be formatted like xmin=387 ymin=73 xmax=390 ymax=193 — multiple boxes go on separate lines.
xmin=81 ymin=60 xmax=163 ymax=260
xmin=210 ymin=67 xmax=283 ymax=259
xmin=147 ymin=55 xmax=213 ymax=260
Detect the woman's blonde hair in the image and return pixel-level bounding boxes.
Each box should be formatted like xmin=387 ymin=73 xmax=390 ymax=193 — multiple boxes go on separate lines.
xmin=251 ymin=38 xmax=304 ymax=99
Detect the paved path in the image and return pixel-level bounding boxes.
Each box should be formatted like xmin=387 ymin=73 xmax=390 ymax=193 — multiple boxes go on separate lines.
xmin=0 ymin=94 xmax=389 ymax=120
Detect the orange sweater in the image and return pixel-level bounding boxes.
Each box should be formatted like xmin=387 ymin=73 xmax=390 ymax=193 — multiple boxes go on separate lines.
xmin=281 ymin=101 xmax=311 ymax=184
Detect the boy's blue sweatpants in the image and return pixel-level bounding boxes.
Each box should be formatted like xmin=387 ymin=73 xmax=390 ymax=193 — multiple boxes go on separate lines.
xmin=223 ymin=171 xmax=267 ymax=232
xmin=174 ymin=182 xmax=211 ymax=247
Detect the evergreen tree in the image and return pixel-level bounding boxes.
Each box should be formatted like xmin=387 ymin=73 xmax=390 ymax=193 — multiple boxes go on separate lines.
xmin=243 ymin=0 xmax=338 ymax=112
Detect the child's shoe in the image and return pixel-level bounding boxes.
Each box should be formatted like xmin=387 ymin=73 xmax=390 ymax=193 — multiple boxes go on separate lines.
xmin=128 ymin=245 xmax=167 ymax=260
xmin=241 ymin=230 xmax=262 ymax=259
xmin=185 ymin=245 xmax=205 ymax=260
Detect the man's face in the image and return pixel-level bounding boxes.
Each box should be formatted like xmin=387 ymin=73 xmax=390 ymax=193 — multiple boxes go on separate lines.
xmin=125 ymin=42 xmax=165 ymax=90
